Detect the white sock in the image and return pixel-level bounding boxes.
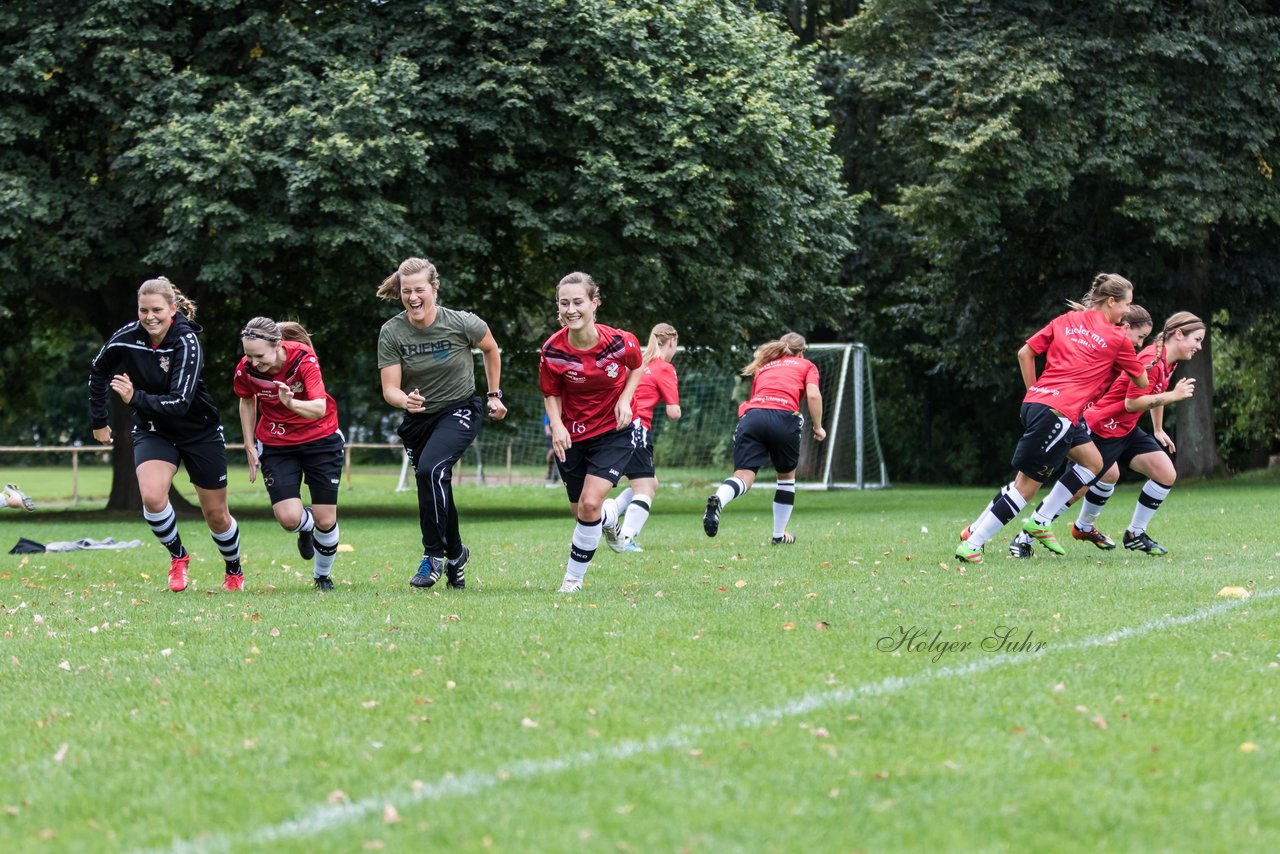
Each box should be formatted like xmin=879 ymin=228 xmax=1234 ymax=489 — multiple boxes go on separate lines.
xmin=313 ymin=524 xmax=339 ymax=577
xmin=622 ymin=497 xmax=651 ymax=539
xmin=1075 ymin=481 xmax=1115 ymax=532
xmin=565 ymin=517 xmax=603 ymax=582
xmin=616 ymin=487 xmax=635 ymax=514
xmin=1128 ymin=480 xmax=1172 ymax=536
xmin=715 ymin=477 xmax=747 ymax=508
xmin=968 ymin=486 xmax=1027 ymax=548
xmin=773 ymin=478 xmax=796 ymax=537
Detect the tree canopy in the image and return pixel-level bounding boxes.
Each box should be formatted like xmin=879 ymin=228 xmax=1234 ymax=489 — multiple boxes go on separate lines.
xmin=0 ymin=0 xmax=859 ymax=504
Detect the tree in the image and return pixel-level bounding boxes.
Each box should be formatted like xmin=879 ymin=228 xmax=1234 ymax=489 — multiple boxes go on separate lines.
xmin=834 ymin=0 xmax=1280 ymax=481
xmin=0 ymin=0 xmax=858 ymax=505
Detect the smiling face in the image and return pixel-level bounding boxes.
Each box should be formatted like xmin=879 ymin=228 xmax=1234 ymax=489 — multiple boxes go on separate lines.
xmin=1172 ymin=328 xmax=1205 ymax=361
xmin=242 ymin=337 xmax=284 ymax=374
xmin=557 ymin=282 xmax=598 ymax=332
xmin=400 ymin=270 xmax=438 ymax=327
xmin=137 ymin=293 xmax=177 ymax=342
xmin=1101 ymin=293 xmax=1133 ymax=325
xmin=1123 ymin=322 xmax=1152 ymax=349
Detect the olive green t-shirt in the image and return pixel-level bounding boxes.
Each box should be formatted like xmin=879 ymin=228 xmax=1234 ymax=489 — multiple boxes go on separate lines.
xmin=377 ymin=307 xmax=490 ymax=412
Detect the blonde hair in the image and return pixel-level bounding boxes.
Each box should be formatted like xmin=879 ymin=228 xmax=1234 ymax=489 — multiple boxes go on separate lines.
xmin=377 ymin=257 xmax=440 ymax=301
xmin=1066 ymin=272 xmax=1133 ymax=311
xmin=241 ymin=316 xmax=315 ymax=350
xmin=642 ymin=323 xmax=678 ymax=366
xmin=556 ymin=271 xmax=599 ymax=302
xmin=138 ymin=276 xmax=197 ymax=320
xmin=742 ymin=332 xmax=806 ymax=376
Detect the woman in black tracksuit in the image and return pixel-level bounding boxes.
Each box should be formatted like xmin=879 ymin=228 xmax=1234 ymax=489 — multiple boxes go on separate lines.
xmin=89 ymin=276 xmax=244 ymax=593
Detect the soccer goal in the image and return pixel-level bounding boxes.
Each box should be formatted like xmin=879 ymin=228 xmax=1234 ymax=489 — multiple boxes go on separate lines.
xmin=393 ymin=342 xmax=888 ymax=490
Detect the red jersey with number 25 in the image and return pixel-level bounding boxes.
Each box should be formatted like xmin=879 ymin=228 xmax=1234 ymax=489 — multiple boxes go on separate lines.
xmin=1022 ymin=310 xmax=1146 ymax=422
xmin=1085 ymin=343 xmax=1172 ymax=439
xmin=738 ymin=357 xmax=819 ymax=418
xmin=631 ymin=358 xmax=680 ymax=430
xmin=232 ymin=340 xmax=339 ymax=446
xmin=540 ymin=324 xmax=642 ymax=441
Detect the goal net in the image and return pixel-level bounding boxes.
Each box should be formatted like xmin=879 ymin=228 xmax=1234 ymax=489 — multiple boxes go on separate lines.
xmin=396 ymin=343 xmax=888 ymax=490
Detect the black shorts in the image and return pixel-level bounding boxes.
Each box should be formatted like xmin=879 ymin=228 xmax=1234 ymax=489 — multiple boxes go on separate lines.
xmin=558 ymin=427 xmax=636 ymax=503
xmin=258 ymin=431 xmax=346 ymax=506
xmin=732 ymin=408 xmax=802 ymax=473
xmin=1093 ymin=428 xmax=1168 ymax=475
xmin=133 ymin=426 xmax=228 ymax=490
xmin=623 ymin=422 xmax=655 ymax=479
xmin=1068 ymin=418 xmax=1093 ymax=448
xmin=1010 ymin=403 xmax=1075 ymax=482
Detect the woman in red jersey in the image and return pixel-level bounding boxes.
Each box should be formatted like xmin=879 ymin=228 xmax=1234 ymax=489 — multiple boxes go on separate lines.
xmin=606 ymin=323 xmax=682 ymax=553
xmin=1070 ymin=312 xmax=1203 ymax=556
xmin=1004 ymin=304 xmax=1154 ymax=558
xmin=955 ymin=273 xmax=1148 ymax=564
xmin=702 ymin=332 xmax=825 ymax=544
xmin=540 ymin=272 xmax=643 ymax=593
xmin=90 ymin=276 xmax=242 ymax=594
xmin=234 ymin=317 xmax=345 ymax=591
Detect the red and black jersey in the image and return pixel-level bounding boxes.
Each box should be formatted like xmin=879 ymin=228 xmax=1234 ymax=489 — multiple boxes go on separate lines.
xmin=632 ymin=358 xmax=680 ymax=430
xmin=539 ymin=324 xmax=642 ymax=441
xmin=1086 ymin=343 xmax=1173 ymax=438
xmin=738 ymin=357 xmax=819 ymax=418
xmin=233 ymin=340 xmax=339 ymax=446
xmin=1023 ymin=310 xmax=1146 ymax=422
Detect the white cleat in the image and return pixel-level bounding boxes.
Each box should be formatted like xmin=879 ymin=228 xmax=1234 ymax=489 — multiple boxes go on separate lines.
xmin=602 ymin=499 xmax=625 ymax=552
xmin=558 ymin=577 xmax=583 ymax=593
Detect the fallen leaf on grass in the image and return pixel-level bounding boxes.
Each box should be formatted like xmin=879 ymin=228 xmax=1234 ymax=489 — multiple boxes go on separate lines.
xmin=382 ymin=804 xmax=400 ymax=824
xmin=1240 ymin=742 xmax=1259 ymax=753
xmin=521 ymin=717 xmax=539 ymax=729
xmin=53 ymin=743 xmax=69 ymax=763
xmin=1091 ymin=715 xmax=1108 ymax=730
xmin=57 ymin=661 xmax=70 ymax=671
xmin=362 ymin=700 xmax=378 ymax=709
xmin=814 ymin=621 xmax=830 ymax=631
xmin=327 ymin=790 xmax=348 ymax=804
xmin=734 ymin=580 xmax=747 ymax=589
xmin=782 ymin=622 xmax=795 ymax=631
xmin=269 ymin=627 xmax=281 ymax=637
xmin=1217 ymin=586 xmax=1250 ymax=599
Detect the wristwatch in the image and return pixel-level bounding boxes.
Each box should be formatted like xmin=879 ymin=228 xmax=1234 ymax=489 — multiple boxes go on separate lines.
xmin=487 ymin=390 xmax=503 ymax=399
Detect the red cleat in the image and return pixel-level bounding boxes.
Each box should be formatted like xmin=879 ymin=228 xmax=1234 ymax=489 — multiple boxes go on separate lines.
xmin=221 ymin=572 xmax=244 ymax=591
xmin=168 ymin=553 xmax=190 ymax=592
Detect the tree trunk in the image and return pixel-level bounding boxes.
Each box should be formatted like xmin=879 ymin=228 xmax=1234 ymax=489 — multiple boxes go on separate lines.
xmin=1174 ymin=325 xmax=1222 ymax=479
xmin=1171 ymin=248 xmax=1224 ymax=479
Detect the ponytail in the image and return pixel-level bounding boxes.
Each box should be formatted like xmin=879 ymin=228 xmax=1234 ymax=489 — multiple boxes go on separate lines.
xmin=742 ymin=332 xmax=806 ymax=376
xmin=641 ymin=323 xmax=678 ymax=366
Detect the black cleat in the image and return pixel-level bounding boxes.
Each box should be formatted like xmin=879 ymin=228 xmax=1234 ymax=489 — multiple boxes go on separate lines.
xmin=703 ymin=496 xmax=721 ymax=537
xmin=410 ymin=555 xmax=444 ymax=588
xmin=446 ymin=545 xmax=469 ymax=590
xmin=314 ymin=575 xmax=334 ymax=591
xmin=1009 ymin=531 xmax=1034 ymax=559
xmin=1123 ymin=530 xmax=1168 ymax=556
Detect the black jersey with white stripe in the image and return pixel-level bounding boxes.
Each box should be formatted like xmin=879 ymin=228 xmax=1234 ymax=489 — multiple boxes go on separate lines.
xmin=88 ymin=314 xmax=222 ymax=440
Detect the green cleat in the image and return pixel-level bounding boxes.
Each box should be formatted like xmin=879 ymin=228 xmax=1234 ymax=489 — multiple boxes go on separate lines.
xmin=954 ymin=541 xmax=985 ymax=564
xmin=1021 ymin=518 xmax=1065 ymax=555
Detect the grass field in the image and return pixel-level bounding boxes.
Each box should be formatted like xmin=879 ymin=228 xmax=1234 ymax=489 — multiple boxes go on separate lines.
xmin=3 ymin=469 xmax=1279 ymax=852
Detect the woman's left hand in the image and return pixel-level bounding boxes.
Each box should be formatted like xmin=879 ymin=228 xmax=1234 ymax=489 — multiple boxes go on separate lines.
xmin=486 ymin=398 xmax=508 ymax=421
xmin=109 ymin=373 xmax=134 ymax=404
xmin=614 ymin=400 xmax=633 ymax=430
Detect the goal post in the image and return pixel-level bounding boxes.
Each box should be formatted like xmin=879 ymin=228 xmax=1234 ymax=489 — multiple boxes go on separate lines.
xmin=393 ymin=342 xmax=888 ymax=490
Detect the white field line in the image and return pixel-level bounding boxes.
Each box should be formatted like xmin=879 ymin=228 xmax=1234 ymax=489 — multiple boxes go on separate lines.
xmin=149 ymin=588 xmax=1279 ymax=854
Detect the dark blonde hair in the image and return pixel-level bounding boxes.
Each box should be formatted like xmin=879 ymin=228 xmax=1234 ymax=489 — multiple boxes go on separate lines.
xmin=1122 ymin=303 xmax=1152 ymax=330
xmin=642 ymin=323 xmax=678 ymax=365
xmin=1066 ymin=272 xmax=1133 ymax=311
xmin=138 ymin=276 xmax=197 ymax=320
xmin=742 ymin=332 xmax=806 ymax=376
xmin=556 ymin=271 xmax=599 ymax=302
xmin=1153 ymin=311 xmax=1205 ymax=363
xmin=377 ymin=257 xmax=440 ymax=301
xmin=241 ymin=316 xmax=315 ymax=350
